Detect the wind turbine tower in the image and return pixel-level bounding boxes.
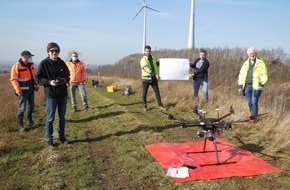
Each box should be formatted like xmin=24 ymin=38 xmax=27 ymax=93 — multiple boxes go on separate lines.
xmin=188 ymin=0 xmax=195 ymax=50
xmin=133 ymin=0 xmax=159 ymax=53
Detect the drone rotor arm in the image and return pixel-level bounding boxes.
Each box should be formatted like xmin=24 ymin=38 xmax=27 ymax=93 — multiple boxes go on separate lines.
xmin=218 ymin=113 xmax=232 ymax=120
xmin=225 ymin=119 xmax=249 ymax=124
xmin=160 ymin=110 xmax=193 ymax=122
xmin=180 ymin=122 xmax=202 ymax=127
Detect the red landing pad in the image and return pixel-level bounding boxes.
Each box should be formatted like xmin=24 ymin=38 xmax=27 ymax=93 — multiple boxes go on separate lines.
xmin=145 ymin=138 xmax=282 ymax=183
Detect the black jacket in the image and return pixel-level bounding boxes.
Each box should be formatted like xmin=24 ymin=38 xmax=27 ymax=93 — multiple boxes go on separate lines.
xmin=36 ymin=57 xmax=70 ymax=98
xmin=190 ymin=58 xmax=210 ymax=79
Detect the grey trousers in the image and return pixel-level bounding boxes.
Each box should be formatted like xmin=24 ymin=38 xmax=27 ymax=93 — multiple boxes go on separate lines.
xmin=69 ymin=82 xmax=89 ymax=109
xmin=17 ymin=92 xmax=34 ymax=122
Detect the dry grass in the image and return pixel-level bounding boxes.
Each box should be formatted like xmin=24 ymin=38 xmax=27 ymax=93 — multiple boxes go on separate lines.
xmin=1 ymin=50 xmax=290 ymax=189
xmin=0 ymin=72 xmax=289 ymax=189
xmin=0 ymin=74 xmax=18 ymax=124
xmin=0 ymin=74 xmax=45 ymax=131
xmin=270 ymin=114 xmax=290 ymax=153
xmin=0 ymin=139 xmax=10 ymax=152
xmin=92 ymin=76 xmax=290 ymax=189
xmin=100 ymin=75 xmax=290 ymax=157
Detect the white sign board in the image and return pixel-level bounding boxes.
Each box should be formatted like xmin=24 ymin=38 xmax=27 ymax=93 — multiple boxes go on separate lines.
xmin=159 ymin=58 xmax=190 ymax=80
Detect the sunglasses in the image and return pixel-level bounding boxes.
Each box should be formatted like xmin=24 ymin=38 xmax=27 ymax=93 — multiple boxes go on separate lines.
xmin=49 ymin=49 xmax=59 ymax=53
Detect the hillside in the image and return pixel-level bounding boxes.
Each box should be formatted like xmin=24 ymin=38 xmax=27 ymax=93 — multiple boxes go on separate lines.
xmin=1 ymin=46 xmax=290 ymax=189
xmin=96 ymin=47 xmax=290 ymax=111
xmin=97 ymin=47 xmax=290 ymax=80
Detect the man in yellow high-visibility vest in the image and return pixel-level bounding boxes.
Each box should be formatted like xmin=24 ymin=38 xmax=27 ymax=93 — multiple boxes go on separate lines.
xmin=140 ymin=45 xmax=166 ymax=112
xmin=238 ymin=47 xmax=268 ymax=123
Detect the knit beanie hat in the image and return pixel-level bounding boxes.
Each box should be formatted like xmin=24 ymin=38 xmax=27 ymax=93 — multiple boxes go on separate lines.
xmin=47 ymin=42 xmax=60 ymax=53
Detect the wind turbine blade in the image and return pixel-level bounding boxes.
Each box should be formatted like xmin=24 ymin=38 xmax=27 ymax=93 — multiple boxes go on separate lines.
xmin=142 ymin=0 xmax=146 ymax=5
xmin=132 ymin=6 xmax=145 ymax=20
xmin=146 ymin=6 xmax=159 ymax=13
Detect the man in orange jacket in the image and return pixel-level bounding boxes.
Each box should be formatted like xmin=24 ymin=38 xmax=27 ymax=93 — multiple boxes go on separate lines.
xmin=66 ymin=52 xmax=90 ymax=112
xmin=10 ymin=51 xmax=39 ymax=132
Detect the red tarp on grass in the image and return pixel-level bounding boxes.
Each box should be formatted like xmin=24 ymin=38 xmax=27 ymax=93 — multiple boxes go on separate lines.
xmin=145 ymin=138 xmax=282 ymax=183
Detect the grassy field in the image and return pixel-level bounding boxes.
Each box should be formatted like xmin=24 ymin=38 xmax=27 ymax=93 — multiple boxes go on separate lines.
xmin=0 ymin=74 xmax=290 ymax=190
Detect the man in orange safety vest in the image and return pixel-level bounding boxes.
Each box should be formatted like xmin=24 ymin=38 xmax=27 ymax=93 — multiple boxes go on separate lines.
xmin=66 ymin=52 xmax=90 ymax=112
xmin=10 ymin=51 xmax=39 ymax=132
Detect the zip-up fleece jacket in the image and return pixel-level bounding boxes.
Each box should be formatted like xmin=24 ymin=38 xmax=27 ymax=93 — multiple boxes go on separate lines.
xmin=36 ymin=57 xmax=70 ymax=98
xmin=10 ymin=59 xmax=39 ymax=94
xmin=190 ymin=58 xmax=210 ymax=79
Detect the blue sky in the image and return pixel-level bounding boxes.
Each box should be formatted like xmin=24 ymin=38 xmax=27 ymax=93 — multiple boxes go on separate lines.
xmin=1 ymin=0 xmax=289 ymax=65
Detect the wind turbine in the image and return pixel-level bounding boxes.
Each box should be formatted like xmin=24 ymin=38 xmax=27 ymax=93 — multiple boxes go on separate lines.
xmin=188 ymin=0 xmax=195 ymax=50
xmin=133 ymin=0 xmax=159 ymax=53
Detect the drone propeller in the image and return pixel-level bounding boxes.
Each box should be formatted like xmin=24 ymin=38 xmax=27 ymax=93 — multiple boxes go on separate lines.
xmin=230 ymin=105 xmax=235 ymax=114
xmin=228 ymin=112 xmax=268 ymax=124
xmin=193 ymin=105 xmax=198 ymax=113
xmin=193 ymin=105 xmax=202 ymax=117
xmin=215 ymin=108 xmax=220 ymax=119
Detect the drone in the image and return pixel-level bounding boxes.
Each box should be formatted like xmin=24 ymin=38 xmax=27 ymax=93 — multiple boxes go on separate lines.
xmin=161 ymin=105 xmax=255 ymax=167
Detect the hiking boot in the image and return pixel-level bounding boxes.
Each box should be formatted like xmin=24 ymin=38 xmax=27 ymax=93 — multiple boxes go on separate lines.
xmin=84 ymin=107 xmax=91 ymax=111
xmin=19 ymin=126 xmax=25 ymax=132
xmin=248 ymin=116 xmax=257 ymax=123
xmin=158 ymin=105 xmax=167 ymax=111
xmin=27 ymin=121 xmax=35 ymax=128
xmin=143 ymin=105 xmax=147 ymax=112
xmin=248 ymin=119 xmax=256 ymax=124
xmin=60 ymin=137 xmax=68 ymax=144
xmin=18 ymin=120 xmax=25 ymax=132
xmin=72 ymin=107 xmax=77 ymax=112
xmin=47 ymin=139 xmax=54 ymax=146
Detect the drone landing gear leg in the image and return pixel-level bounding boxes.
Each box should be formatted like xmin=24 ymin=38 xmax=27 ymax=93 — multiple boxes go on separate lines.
xmin=199 ymin=138 xmax=236 ymax=167
xmin=198 ymin=137 xmax=220 ymax=167
xmin=213 ymin=138 xmax=220 ymax=165
xmin=203 ymin=138 xmax=207 ymax=152
xmin=203 ymin=137 xmax=207 ymax=152
xmin=187 ymin=137 xmax=236 ymax=167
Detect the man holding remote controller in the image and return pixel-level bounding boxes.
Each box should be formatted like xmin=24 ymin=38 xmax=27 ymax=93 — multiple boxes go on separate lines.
xmin=36 ymin=42 xmax=70 ymax=146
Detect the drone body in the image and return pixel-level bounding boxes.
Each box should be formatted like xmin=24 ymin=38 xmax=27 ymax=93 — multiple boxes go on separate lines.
xmin=161 ymin=106 xmax=239 ymax=166
xmin=161 ymin=106 xmax=267 ymax=166
xmin=166 ymin=106 xmax=234 ymax=141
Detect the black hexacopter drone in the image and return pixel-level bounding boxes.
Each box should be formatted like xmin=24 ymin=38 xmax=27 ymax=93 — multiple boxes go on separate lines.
xmin=161 ymin=106 xmax=266 ymax=166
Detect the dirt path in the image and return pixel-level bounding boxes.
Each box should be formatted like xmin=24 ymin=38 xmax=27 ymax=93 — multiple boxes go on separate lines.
xmin=86 ymin=89 xmax=157 ymax=189
xmin=84 ymin=87 xmax=204 ymax=189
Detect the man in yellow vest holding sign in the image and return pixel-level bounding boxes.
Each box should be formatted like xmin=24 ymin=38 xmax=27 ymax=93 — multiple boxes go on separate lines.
xmin=140 ymin=45 xmax=166 ymax=112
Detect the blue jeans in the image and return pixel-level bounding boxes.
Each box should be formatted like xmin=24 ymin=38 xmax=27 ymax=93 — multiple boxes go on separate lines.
xmin=45 ymin=96 xmax=67 ymax=141
xmin=244 ymin=84 xmax=262 ymax=119
xmin=17 ymin=92 xmax=34 ymax=122
xmin=193 ymin=77 xmax=208 ymax=102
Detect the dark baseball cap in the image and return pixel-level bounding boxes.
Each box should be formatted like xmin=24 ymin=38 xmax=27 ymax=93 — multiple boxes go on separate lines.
xmin=21 ymin=50 xmax=34 ymax=57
